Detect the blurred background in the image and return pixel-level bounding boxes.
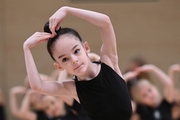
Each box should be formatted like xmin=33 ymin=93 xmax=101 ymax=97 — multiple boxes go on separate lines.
xmin=0 ymin=0 xmax=180 ymax=119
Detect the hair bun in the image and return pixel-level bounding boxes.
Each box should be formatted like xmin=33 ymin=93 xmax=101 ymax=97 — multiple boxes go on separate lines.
xmin=43 ymin=21 xmax=52 ymax=34
xmin=43 ymin=21 xmax=61 ymax=34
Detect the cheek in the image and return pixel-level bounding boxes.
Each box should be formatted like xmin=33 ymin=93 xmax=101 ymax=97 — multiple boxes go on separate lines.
xmin=152 ymin=88 xmax=159 ymax=97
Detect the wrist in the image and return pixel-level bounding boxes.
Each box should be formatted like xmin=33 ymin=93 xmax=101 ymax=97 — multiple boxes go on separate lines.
xmin=60 ymin=6 xmax=69 ymax=14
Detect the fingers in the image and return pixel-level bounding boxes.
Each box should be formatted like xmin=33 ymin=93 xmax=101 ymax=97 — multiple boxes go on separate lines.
xmin=35 ymin=32 xmax=51 ymax=40
xmin=56 ymin=22 xmax=61 ymax=31
xmin=49 ymin=18 xmax=57 ymax=37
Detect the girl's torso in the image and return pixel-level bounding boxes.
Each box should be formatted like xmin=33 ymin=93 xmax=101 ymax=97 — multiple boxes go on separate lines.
xmin=72 ymin=61 xmax=132 ymax=120
xmin=136 ymin=99 xmax=173 ymax=120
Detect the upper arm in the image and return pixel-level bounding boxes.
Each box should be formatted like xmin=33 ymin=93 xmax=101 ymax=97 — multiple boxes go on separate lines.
xmin=99 ymin=17 xmax=122 ymax=76
xmin=151 ymin=65 xmax=175 ymax=103
xmin=168 ymin=64 xmax=180 ymax=83
xmin=88 ymin=52 xmax=100 ymax=62
xmin=35 ymin=80 xmax=75 ymax=97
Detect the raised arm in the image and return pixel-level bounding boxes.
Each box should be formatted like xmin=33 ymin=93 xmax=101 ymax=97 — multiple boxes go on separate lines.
xmin=168 ymin=63 xmax=180 ymax=83
xmin=123 ymin=70 xmax=140 ymax=82
xmin=19 ymin=89 xmax=39 ymax=120
xmin=49 ymin=6 xmax=120 ymax=76
xmin=139 ymin=64 xmax=174 ymax=103
xmin=23 ymin=32 xmax=72 ymax=96
xmin=88 ymin=52 xmax=100 ymax=62
xmin=9 ymin=86 xmax=33 ymax=119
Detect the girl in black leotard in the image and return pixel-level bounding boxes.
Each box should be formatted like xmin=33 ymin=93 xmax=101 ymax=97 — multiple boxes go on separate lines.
xmin=10 ymin=87 xmax=76 ymax=120
xmin=56 ymin=53 xmax=99 ymax=120
xmin=124 ymin=64 xmax=175 ymax=120
xmin=23 ymin=6 xmax=132 ymax=120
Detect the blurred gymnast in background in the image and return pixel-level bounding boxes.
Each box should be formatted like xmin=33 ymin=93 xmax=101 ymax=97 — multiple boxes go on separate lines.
xmin=0 ymin=88 xmax=6 ymax=120
xmin=10 ymin=74 xmax=76 ymax=120
xmin=124 ymin=64 xmax=175 ymax=120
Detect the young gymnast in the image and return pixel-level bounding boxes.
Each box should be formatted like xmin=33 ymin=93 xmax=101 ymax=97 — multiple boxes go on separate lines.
xmin=23 ymin=6 xmax=132 ymax=120
xmin=124 ymin=64 xmax=175 ymax=120
xmin=10 ymin=87 xmax=76 ymax=120
xmin=10 ymin=86 xmax=46 ymax=120
xmin=10 ymin=74 xmax=55 ymax=120
xmin=52 ymin=52 xmax=99 ymax=120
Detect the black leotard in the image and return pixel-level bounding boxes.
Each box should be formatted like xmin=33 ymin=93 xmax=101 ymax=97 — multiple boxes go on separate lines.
xmin=35 ymin=110 xmax=49 ymax=120
xmin=136 ymin=99 xmax=173 ymax=120
xmin=66 ymin=99 xmax=91 ymax=120
xmin=0 ymin=105 xmax=6 ymax=120
xmin=74 ymin=61 xmax=132 ymax=120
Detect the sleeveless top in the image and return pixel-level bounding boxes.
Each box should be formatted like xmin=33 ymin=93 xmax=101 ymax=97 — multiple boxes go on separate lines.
xmin=136 ymin=99 xmax=173 ymax=120
xmin=66 ymin=99 xmax=91 ymax=120
xmin=73 ymin=61 xmax=132 ymax=120
xmin=35 ymin=110 xmax=49 ymax=120
xmin=36 ymin=106 xmax=77 ymax=120
xmin=0 ymin=105 xmax=6 ymax=120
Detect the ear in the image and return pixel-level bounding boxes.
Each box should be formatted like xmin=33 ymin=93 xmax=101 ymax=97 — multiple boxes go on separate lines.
xmin=83 ymin=41 xmax=90 ymax=53
xmin=54 ymin=62 xmax=64 ymax=71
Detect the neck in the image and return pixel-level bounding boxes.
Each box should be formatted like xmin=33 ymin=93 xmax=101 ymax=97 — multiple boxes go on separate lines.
xmin=77 ymin=62 xmax=100 ymax=81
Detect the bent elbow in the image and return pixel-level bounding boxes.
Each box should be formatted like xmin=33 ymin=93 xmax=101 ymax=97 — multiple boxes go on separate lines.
xmin=100 ymin=15 xmax=112 ymax=28
xmin=29 ymin=83 xmax=41 ymax=92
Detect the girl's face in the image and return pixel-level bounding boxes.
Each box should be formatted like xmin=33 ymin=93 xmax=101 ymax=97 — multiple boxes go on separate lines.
xmin=132 ymin=81 xmax=160 ymax=107
xmin=43 ymin=96 xmax=65 ymax=117
xmin=53 ymin=35 xmax=90 ymax=76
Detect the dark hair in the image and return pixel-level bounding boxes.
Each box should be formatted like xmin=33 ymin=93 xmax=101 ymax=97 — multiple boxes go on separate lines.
xmin=130 ymin=55 xmax=146 ymax=67
xmin=43 ymin=21 xmax=83 ymax=61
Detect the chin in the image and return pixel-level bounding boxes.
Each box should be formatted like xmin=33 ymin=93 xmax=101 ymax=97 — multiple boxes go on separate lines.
xmin=75 ymin=68 xmax=87 ymax=75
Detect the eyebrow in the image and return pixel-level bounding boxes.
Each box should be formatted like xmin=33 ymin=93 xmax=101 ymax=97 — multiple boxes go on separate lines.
xmin=58 ymin=44 xmax=79 ymax=59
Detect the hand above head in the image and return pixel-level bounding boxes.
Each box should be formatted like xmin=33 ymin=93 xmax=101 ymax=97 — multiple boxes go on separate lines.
xmin=123 ymin=69 xmax=141 ymax=82
xmin=23 ymin=32 xmax=51 ymax=49
xmin=169 ymin=64 xmax=180 ymax=73
xmin=138 ymin=64 xmax=155 ymax=73
xmin=49 ymin=7 xmax=67 ymax=37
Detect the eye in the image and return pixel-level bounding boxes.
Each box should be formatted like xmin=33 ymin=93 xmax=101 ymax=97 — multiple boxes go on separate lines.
xmin=62 ymin=57 xmax=68 ymax=62
xmin=74 ymin=49 xmax=80 ymax=54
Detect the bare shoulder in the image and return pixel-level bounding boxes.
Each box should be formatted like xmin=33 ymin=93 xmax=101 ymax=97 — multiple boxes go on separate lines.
xmin=61 ymin=79 xmax=77 ymax=97
xmin=100 ymin=56 xmax=122 ymax=77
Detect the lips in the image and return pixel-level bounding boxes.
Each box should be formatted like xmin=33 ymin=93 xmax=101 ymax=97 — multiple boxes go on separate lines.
xmin=74 ymin=64 xmax=82 ymax=70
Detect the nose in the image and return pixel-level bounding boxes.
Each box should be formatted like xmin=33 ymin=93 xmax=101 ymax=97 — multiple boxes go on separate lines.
xmin=72 ymin=55 xmax=78 ymax=65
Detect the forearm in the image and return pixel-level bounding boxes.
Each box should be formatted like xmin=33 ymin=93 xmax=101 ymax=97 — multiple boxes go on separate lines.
xmin=23 ymin=47 xmax=67 ymax=96
xmin=23 ymin=46 xmax=44 ymax=91
xmin=10 ymin=92 xmax=22 ymax=118
xmin=151 ymin=65 xmax=172 ymax=86
xmin=20 ymin=91 xmax=31 ymax=113
xmin=149 ymin=65 xmax=174 ymax=102
xmin=60 ymin=6 xmax=111 ymax=28
xmin=168 ymin=64 xmax=180 ymax=83
xmin=123 ymin=71 xmax=139 ymax=82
